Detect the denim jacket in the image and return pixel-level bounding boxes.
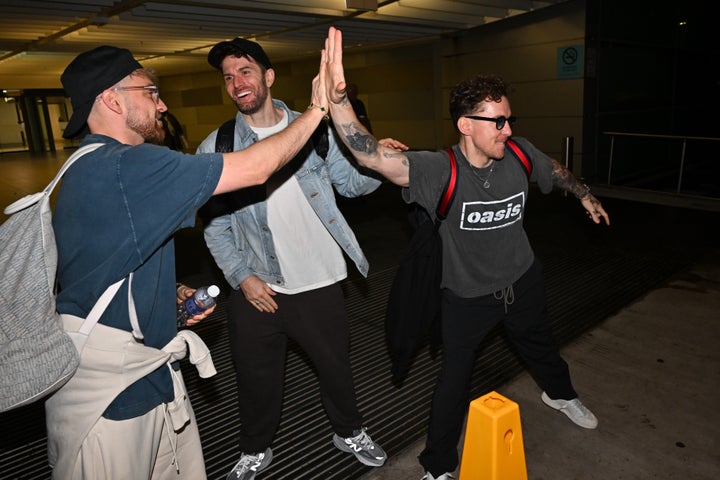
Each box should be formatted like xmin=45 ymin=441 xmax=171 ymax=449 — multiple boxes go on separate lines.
xmin=196 ymin=99 xmax=381 ymax=289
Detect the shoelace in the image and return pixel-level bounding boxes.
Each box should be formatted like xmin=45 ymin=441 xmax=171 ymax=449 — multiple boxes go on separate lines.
xmin=347 ymin=428 xmax=374 ymax=451
xmin=564 ymin=399 xmax=591 ymax=417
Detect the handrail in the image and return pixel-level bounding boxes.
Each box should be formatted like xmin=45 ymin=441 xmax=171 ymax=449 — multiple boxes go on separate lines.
xmin=602 ymin=132 xmax=720 ymax=142
xmin=602 ymin=131 xmax=720 ymax=194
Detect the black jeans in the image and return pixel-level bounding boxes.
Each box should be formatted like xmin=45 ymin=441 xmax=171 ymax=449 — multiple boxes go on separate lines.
xmin=226 ymin=283 xmax=363 ymax=453
xmin=419 ymin=259 xmax=576 ymax=476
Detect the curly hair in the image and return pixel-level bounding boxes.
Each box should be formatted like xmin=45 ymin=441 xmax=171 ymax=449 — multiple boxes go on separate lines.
xmin=449 ymin=74 xmax=509 ymax=128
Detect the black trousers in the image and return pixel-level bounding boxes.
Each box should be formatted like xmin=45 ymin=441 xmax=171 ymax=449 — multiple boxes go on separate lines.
xmin=419 ymin=259 xmax=576 ymax=476
xmin=226 ymin=283 xmax=363 ymax=453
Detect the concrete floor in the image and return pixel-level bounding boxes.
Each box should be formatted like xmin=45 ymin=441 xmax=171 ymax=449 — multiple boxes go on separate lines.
xmin=361 ymin=248 xmax=720 ymax=480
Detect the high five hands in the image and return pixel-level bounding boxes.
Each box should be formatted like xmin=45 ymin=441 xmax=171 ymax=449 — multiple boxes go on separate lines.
xmin=324 ymin=27 xmax=348 ymax=108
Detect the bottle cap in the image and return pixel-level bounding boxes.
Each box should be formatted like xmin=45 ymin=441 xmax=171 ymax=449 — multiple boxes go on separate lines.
xmin=207 ymin=285 xmax=220 ymax=297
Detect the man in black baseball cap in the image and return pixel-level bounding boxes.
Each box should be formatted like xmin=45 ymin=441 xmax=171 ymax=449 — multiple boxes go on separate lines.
xmin=47 ymin=32 xmax=332 ymax=480
xmin=207 ymin=37 xmax=272 ymax=71
xmin=61 ymin=45 xmax=143 ymax=139
xmin=196 ymin=32 xmax=391 ymax=480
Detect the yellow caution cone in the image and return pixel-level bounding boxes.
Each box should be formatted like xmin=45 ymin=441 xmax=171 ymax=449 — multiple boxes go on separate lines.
xmin=459 ymin=391 xmax=528 ymax=480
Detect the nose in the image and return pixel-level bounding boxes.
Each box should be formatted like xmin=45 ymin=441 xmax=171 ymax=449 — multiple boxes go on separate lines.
xmin=157 ymin=98 xmax=167 ymax=113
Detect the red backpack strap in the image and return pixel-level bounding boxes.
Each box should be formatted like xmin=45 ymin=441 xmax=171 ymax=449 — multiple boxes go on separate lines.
xmin=436 ymin=148 xmax=458 ymax=221
xmin=505 ymin=138 xmax=533 ymax=178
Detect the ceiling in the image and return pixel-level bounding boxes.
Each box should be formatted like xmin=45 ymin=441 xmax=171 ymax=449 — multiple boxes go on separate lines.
xmin=0 ymin=0 xmax=568 ymax=90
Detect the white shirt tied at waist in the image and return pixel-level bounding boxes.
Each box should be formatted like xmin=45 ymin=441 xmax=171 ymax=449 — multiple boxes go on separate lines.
xmin=164 ymin=329 xmax=217 ymax=429
xmin=46 ymin=318 xmax=216 ymax=479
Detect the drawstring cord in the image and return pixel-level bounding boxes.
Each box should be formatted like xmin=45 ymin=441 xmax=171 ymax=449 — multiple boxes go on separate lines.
xmin=163 ymin=403 xmax=180 ymax=474
xmin=494 ymin=285 xmax=515 ymax=313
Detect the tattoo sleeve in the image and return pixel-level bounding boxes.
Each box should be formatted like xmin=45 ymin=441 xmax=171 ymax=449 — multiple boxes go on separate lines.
xmin=338 ymin=121 xmax=378 ymax=155
xmin=550 ymin=159 xmax=590 ymax=199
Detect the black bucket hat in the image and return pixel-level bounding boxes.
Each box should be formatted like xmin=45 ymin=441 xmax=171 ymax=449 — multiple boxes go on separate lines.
xmin=61 ymin=45 xmax=143 ymax=139
xmin=207 ymin=37 xmax=272 ymax=71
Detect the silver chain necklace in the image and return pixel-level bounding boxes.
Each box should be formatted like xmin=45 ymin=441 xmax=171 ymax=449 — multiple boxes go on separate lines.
xmin=469 ymin=160 xmax=495 ymax=188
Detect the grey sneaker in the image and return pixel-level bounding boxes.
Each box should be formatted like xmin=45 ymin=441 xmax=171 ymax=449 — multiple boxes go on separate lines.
xmin=421 ymin=473 xmax=455 ymax=480
xmin=226 ymin=447 xmax=273 ymax=480
xmin=332 ymin=427 xmax=387 ymax=467
xmin=541 ymin=392 xmax=598 ymax=429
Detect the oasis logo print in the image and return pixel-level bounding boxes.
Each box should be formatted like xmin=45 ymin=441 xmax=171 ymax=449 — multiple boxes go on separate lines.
xmin=460 ymin=192 xmax=525 ymax=231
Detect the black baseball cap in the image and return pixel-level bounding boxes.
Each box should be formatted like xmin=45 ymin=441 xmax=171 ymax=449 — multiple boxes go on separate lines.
xmin=61 ymin=46 xmax=143 ymax=139
xmin=207 ymin=38 xmax=272 ymax=71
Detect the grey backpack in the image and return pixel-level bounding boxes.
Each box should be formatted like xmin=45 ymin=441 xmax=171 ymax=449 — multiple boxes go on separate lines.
xmin=0 ymin=143 xmax=104 ymax=412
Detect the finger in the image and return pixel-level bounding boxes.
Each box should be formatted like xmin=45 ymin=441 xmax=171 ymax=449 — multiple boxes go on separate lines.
xmin=266 ymin=297 xmax=278 ymax=310
xmin=333 ymin=27 xmax=343 ymax=65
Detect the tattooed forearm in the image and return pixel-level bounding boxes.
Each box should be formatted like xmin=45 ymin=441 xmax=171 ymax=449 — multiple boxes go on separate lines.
xmin=380 ymin=151 xmax=409 ymax=165
xmin=550 ymin=159 xmax=590 ymax=199
xmin=339 ymin=122 xmax=378 ymax=155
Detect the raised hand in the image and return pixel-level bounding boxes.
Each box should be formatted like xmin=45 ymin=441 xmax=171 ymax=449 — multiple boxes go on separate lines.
xmin=325 ymin=27 xmax=348 ymax=106
xmin=309 ymin=40 xmax=329 ymax=114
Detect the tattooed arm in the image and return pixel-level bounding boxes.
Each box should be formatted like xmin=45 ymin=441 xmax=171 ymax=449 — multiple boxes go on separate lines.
xmin=323 ymin=27 xmax=411 ymax=187
xmin=551 ymin=158 xmax=610 ymax=225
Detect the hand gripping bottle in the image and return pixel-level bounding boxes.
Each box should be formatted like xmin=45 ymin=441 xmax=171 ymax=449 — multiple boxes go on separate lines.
xmin=177 ymin=285 xmax=220 ymax=327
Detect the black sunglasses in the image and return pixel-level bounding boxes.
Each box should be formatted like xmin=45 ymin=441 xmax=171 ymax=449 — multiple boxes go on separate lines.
xmin=463 ymin=115 xmax=516 ymax=130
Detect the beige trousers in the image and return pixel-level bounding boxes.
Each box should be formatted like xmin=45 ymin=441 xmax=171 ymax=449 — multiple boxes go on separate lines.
xmin=46 ymin=316 xmax=216 ymax=479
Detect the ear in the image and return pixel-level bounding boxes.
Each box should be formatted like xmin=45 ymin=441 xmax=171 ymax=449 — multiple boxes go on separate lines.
xmin=264 ymin=68 xmax=275 ymax=88
xmin=98 ymin=89 xmax=123 ymax=115
xmin=457 ymin=116 xmax=473 ymax=137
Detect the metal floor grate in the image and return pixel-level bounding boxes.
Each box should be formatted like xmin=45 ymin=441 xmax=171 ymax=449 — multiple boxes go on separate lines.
xmin=1 ymin=189 xmax=712 ymax=480
xmin=0 ymin=249 xmax=692 ymax=480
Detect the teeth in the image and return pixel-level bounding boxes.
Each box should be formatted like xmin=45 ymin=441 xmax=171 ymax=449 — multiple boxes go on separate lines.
xmin=236 ymin=91 xmax=250 ymax=98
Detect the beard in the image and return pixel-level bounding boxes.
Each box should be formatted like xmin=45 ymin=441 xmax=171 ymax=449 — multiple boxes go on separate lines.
xmin=234 ymin=83 xmax=269 ymax=115
xmin=127 ymin=110 xmax=164 ymax=144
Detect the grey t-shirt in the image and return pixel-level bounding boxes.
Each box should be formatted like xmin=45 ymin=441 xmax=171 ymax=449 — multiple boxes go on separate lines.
xmin=403 ymin=137 xmax=554 ymax=298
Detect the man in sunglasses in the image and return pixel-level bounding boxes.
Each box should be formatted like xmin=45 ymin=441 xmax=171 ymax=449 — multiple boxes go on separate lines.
xmin=322 ymin=28 xmax=609 ymax=480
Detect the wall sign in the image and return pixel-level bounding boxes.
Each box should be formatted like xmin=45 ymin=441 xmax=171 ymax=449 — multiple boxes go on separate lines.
xmin=557 ymin=45 xmax=584 ymax=79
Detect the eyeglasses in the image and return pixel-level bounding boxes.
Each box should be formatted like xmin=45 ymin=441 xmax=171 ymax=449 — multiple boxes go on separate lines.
xmin=113 ymin=85 xmax=160 ymax=103
xmin=463 ymin=115 xmax=516 ymax=130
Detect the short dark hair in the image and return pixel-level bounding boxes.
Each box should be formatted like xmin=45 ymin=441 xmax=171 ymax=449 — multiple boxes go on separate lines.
xmin=207 ymin=37 xmax=272 ymax=71
xmin=449 ymin=74 xmax=509 ymax=128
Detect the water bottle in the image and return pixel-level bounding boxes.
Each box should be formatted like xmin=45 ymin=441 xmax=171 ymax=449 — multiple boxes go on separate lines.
xmin=177 ymin=285 xmax=220 ymax=327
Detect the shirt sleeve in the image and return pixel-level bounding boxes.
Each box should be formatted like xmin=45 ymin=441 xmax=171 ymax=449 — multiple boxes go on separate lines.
xmin=402 ymin=150 xmax=451 ymax=220
xmin=510 ymin=136 xmax=555 ymax=194
xmin=117 ymin=144 xmax=223 ymax=261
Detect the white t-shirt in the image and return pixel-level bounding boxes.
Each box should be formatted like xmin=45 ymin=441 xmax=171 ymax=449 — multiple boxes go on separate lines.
xmin=252 ymin=112 xmax=347 ymax=294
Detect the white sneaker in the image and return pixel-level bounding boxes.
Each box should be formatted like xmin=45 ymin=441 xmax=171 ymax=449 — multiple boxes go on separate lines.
xmin=541 ymin=392 xmax=598 ymax=429
xmin=226 ymin=448 xmax=273 ymax=480
xmin=332 ymin=427 xmax=387 ymax=467
xmin=421 ymin=473 xmax=455 ymax=480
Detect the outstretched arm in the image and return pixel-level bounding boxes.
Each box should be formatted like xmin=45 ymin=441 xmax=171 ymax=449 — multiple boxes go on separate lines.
xmin=324 ymin=27 xmax=411 ymax=187
xmin=550 ymin=159 xmax=610 ymax=225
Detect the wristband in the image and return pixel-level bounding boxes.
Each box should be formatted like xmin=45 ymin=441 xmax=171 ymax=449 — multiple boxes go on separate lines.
xmin=307 ymin=102 xmax=326 ymax=113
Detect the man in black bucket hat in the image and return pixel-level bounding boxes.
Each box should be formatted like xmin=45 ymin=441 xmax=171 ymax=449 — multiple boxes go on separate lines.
xmin=45 ymin=31 xmax=334 ymax=479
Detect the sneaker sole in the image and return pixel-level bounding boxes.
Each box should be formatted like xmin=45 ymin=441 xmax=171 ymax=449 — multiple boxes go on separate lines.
xmin=332 ymin=435 xmax=386 ymax=467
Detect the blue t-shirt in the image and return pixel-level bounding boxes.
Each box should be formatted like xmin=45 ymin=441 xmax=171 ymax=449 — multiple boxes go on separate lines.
xmin=53 ymin=135 xmax=223 ymax=419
